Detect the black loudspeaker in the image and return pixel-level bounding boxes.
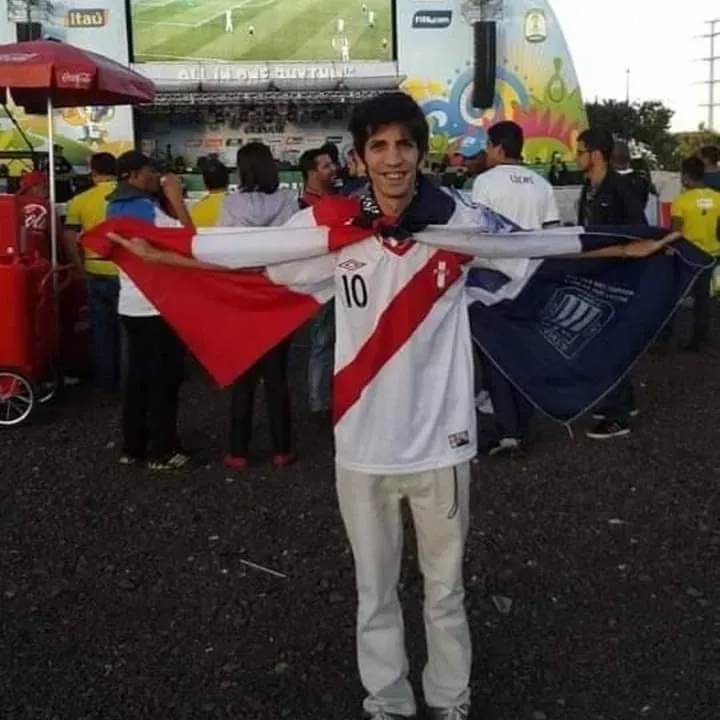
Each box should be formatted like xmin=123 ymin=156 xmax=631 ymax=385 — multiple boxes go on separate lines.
xmin=16 ymin=22 xmax=42 ymax=42
xmin=472 ymin=21 xmax=497 ymax=109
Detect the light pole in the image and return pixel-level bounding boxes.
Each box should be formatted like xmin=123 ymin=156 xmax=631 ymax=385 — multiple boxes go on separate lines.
xmin=625 ymin=68 xmax=631 ymax=104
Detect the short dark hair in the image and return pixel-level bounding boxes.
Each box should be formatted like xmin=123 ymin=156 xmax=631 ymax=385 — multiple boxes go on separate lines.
xmin=577 ymin=128 xmax=614 ymax=162
xmin=320 ymin=142 xmax=340 ymax=165
xmin=349 ymin=91 xmax=429 ymax=160
xmin=487 ymin=121 xmax=524 ymax=160
xmin=299 ymin=148 xmax=330 ymax=181
xmin=202 ymin=159 xmax=229 ymax=191
xmin=89 ymin=152 xmax=116 ymax=177
xmin=681 ymin=156 xmax=706 ymax=182
xmin=236 ymin=142 xmax=278 ymax=193
xmin=699 ymin=145 xmax=720 ymax=166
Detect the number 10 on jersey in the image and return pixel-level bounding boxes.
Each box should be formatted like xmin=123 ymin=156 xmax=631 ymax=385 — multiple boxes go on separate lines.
xmin=341 ymin=274 xmax=368 ymax=308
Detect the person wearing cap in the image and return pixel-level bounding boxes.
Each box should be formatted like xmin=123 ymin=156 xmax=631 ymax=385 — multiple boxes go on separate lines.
xmin=454 ymin=137 xmax=488 ymax=182
xmin=106 ymin=150 xmax=194 ymax=471
xmin=64 ymin=152 xmax=120 ymax=392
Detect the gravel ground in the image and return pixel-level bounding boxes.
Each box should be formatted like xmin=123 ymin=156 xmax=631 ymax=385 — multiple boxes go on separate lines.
xmin=1 ymin=324 xmax=719 ymax=720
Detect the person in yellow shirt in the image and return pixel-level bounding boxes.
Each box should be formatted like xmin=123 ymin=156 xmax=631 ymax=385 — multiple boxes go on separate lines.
xmin=668 ymin=156 xmax=720 ymax=350
xmin=64 ymin=152 xmax=120 ymax=390
xmin=189 ymin=159 xmax=229 ymax=227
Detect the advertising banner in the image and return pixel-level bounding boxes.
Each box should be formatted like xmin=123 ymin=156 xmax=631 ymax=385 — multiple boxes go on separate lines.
xmin=395 ymin=0 xmax=588 ymax=161
xmin=0 ymin=0 xmax=135 ymax=174
xmin=129 ymin=0 xmax=393 ymax=63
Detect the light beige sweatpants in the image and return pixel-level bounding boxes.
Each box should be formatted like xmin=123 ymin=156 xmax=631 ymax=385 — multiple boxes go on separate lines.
xmin=336 ymin=462 xmax=472 ymax=716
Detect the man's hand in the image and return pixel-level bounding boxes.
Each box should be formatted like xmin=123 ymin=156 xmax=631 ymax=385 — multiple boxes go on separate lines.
xmin=160 ymin=173 xmax=184 ymax=205
xmin=623 ymin=231 xmax=680 ymax=258
xmin=107 ymin=232 xmax=162 ymax=262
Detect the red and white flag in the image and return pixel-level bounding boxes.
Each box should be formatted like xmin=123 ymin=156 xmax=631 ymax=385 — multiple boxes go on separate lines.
xmin=81 ymin=196 xmax=594 ymax=386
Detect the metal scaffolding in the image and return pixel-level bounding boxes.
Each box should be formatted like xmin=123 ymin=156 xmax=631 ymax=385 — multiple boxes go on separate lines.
xmin=699 ymin=18 xmax=720 ymax=131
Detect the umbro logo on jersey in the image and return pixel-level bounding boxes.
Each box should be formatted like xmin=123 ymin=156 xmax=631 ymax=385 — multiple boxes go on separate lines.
xmin=339 ymin=259 xmax=366 ymax=271
xmin=448 ymin=431 xmax=470 ymax=449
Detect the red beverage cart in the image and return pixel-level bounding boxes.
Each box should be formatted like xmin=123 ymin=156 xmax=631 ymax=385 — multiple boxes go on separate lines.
xmin=0 ymin=40 xmax=154 ymax=425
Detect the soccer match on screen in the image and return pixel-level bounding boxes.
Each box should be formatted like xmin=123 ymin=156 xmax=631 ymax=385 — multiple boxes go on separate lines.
xmin=130 ymin=0 xmax=393 ymax=62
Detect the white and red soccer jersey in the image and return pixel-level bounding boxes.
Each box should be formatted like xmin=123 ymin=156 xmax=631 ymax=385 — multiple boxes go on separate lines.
xmin=267 ymin=204 xmax=514 ymax=475
xmin=83 ymin=196 xmax=596 ymax=474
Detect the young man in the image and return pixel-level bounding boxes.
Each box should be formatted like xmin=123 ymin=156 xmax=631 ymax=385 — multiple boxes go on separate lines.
xmin=472 ymin=120 xmax=559 ymax=228
xmin=189 ymin=159 xmax=229 ymax=228
xmin=299 ymin=147 xmax=337 ymax=208
xmin=109 ymin=94 xmax=672 ymax=720
xmin=224 ymin=8 xmax=233 ymax=33
xmin=471 ymin=120 xmax=560 ymax=454
xmin=64 ymin=152 xmax=119 ymax=391
xmin=299 ymin=147 xmax=338 ymax=421
xmin=576 ymin=127 xmax=646 ymax=441
xmin=700 ymin=145 xmax=720 ymax=192
xmin=665 ymin=156 xmax=720 ymax=349
xmin=107 ymin=151 xmax=193 ymax=470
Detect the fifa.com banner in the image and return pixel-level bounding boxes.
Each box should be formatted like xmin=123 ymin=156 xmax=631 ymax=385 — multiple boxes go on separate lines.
xmin=0 ymin=0 xmax=135 ymax=172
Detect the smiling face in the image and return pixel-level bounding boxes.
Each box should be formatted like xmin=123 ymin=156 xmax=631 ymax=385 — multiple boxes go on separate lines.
xmin=361 ymin=122 xmax=421 ymax=215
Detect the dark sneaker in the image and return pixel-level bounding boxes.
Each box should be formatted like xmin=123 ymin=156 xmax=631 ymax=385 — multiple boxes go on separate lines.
xmin=586 ymin=419 xmax=631 ymax=440
xmin=428 ymin=705 xmax=470 ymax=720
xmin=147 ymin=452 xmax=191 ymax=471
xmin=592 ymin=408 xmax=639 ymax=421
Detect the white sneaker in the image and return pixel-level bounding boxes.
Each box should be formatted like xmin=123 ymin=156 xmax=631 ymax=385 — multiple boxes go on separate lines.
xmin=474 ymin=390 xmax=494 ymax=415
xmin=428 ymin=705 xmax=470 ymax=720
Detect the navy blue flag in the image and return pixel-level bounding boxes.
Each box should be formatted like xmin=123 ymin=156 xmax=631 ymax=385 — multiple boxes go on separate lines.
xmin=467 ymin=229 xmax=713 ymax=423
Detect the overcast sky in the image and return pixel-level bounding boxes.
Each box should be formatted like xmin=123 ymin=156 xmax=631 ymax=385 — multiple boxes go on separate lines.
xmin=549 ymin=0 xmax=718 ymax=132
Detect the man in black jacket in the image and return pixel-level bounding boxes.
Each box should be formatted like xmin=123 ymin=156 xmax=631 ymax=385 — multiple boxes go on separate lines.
xmin=576 ymin=128 xmax=647 ymax=439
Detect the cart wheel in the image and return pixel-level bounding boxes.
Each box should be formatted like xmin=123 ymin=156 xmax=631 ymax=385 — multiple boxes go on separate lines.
xmin=0 ymin=372 xmax=35 ymax=427
xmin=37 ymin=369 xmax=62 ymax=405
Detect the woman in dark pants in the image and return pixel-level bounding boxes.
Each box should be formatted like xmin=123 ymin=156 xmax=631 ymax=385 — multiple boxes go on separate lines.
xmin=217 ymin=142 xmax=301 ymax=470
xmin=228 ymin=338 xmax=293 ymax=468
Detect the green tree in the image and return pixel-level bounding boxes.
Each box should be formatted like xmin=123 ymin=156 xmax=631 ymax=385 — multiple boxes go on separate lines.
xmin=585 ymin=99 xmax=675 ymax=166
xmin=6 ymin=0 xmax=56 ymax=24
xmin=673 ymin=129 xmax=720 ymax=162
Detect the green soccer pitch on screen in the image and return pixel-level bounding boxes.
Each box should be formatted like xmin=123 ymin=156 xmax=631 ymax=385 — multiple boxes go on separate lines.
xmin=130 ymin=0 xmax=394 ymax=63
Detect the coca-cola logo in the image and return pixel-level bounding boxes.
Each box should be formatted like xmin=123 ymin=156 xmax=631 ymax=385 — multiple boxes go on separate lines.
xmin=59 ymin=71 xmax=92 ymax=88
xmin=23 ymin=203 xmax=48 ymax=231
xmin=0 ymin=52 xmax=37 ymax=62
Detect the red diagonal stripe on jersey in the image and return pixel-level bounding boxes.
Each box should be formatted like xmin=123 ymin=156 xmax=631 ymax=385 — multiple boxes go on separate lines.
xmin=333 ymin=249 xmax=466 ymax=425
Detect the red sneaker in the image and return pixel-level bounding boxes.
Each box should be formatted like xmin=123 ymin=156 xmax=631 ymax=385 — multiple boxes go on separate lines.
xmin=272 ymin=453 xmax=296 ymax=468
xmin=224 ymin=455 xmax=248 ymax=470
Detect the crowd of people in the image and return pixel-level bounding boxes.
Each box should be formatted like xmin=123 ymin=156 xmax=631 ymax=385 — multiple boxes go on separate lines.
xmin=48 ymin=116 xmax=720 ymax=469
xmin=15 ymin=90 xmax=718 ymax=720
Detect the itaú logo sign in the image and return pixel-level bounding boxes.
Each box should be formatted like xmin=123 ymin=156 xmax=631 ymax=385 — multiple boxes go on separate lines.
xmin=65 ymin=9 xmax=108 ymax=27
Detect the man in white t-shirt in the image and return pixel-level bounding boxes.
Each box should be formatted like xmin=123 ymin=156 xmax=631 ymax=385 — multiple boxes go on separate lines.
xmin=471 ymin=121 xmax=560 ymax=230
xmin=224 ymin=9 xmax=233 ymax=32
xmin=471 ymin=121 xmax=561 ymax=455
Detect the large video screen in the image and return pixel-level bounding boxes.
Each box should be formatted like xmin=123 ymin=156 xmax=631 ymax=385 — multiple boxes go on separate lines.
xmin=130 ymin=0 xmax=394 ymax=63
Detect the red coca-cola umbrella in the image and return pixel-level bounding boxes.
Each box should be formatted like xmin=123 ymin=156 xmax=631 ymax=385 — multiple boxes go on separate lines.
xmin=0 ymin=39 xmax=154 ymax=108
xmin=0 ymin=40 xmax=155 ymax=266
